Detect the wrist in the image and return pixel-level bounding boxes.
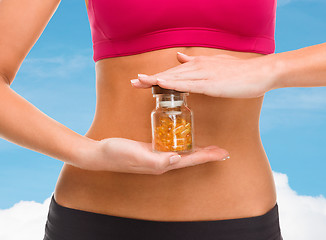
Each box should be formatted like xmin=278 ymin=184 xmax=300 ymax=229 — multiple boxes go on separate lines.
xmin=262 ymin=53 xmax=287 ymax=91
xmin=68 ymin=135 xmax=101 ymax=170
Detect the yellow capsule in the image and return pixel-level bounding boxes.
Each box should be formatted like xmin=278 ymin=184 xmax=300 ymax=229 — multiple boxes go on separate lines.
xmin=175 ymin=138 xmax=186 ymax=145
xmin=173 ymin=125 xmax=185 ymax=134
xmin=180 ymin=128 xmax=191 ymax=137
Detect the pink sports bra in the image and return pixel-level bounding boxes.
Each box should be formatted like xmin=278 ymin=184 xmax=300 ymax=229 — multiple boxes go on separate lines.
xmin=86 ymin=0 xmax=277 ymax=62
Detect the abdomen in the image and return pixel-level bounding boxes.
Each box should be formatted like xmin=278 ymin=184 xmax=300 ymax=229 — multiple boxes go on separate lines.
xmin=54 ymin=47 xmax=277 ymax=221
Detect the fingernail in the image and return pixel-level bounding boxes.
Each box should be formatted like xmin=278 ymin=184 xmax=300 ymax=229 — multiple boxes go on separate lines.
xmin=177 ymin=51 xmax=188 ymax=56
xmin=157 ymin=78 xmax=166 ymax=82
xmin=204 ymin=146 xmax=218 ymax=150
xmin=222 ymin=156 xmax=230 ymax=161
xmin=138 ymin=74 xmax=149 ymax=78
xmin=130 ymin=79 xmax=139 ymax=84
xmin=170 ymin=155 xmax=181 ymax=164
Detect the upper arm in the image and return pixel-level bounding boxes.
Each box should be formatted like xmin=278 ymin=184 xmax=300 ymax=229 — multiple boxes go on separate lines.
xmin=0 ymin=0 xmax=61 ymax=85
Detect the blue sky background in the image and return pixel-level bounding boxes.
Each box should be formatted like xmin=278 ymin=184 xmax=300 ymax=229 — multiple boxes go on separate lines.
xmin=0 ymin=0 xmax=326 ymax=209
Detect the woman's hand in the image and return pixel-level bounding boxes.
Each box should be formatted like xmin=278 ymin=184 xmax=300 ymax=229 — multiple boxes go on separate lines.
xmin=130 ymin=52 xmax=278 ymax=98
xmin=77 ymin=137 xmax=230 ymax=175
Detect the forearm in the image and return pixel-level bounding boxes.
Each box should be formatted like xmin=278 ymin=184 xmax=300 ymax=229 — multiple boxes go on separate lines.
xmin=0 ymin=78 xmax=98 ymax=167
xmin=270 ymin=42 xmax=326 ymax=89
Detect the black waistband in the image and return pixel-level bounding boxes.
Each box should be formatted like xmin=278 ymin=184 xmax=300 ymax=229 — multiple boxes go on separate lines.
xmin=44 ymin=194 xmax=282 ymax=240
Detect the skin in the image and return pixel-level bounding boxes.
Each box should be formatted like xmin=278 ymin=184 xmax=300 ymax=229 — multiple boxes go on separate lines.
xmin=131 ymin=43 xmax=326 ymax=96
xmin=55 ymin=0 xmax=276 ymax=220
xmin=2 ymin=0 xmax=325 ymax=223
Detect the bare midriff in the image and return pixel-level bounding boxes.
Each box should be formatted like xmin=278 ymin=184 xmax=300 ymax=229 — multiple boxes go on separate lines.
xmin=54 ymin=46 xmax=277 ymax=221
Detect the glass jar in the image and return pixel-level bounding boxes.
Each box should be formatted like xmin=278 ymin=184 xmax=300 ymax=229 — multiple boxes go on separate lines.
xmin=151 ymin=85 xmax=194 ymax=154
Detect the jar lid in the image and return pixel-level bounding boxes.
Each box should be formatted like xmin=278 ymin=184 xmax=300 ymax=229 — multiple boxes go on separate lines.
xmin=152 ymin=85 xmax=187 ymax=95
xmin=160 ymin=100 xmax=184 ymax=108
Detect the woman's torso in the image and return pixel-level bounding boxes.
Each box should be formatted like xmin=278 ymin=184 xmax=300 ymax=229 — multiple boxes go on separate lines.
xmin=54 ymin=44 xmax=277 ymax=221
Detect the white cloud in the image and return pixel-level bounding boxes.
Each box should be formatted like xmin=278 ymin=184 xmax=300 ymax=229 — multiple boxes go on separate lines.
xmin=274 ymin=172 xmax=326 ymax=239
xmin=0 ymin=172 xmax=326 ymax=240
xmin=0 ymin=197 xmax=51 ymax=240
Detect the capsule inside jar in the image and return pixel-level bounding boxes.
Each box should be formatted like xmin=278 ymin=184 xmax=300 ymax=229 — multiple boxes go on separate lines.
xmin=151 ymin=85 xmax=194 ymax=154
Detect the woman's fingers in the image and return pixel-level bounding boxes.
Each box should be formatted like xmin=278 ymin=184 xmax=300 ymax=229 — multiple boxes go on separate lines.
xmin=131 ymin=70 xmax=207 ymax=89
xmin=171 ymin=146 xmax=229 ymax=168
xmin=145 ymin=145 xmax=230 ymax=175
xmin=130 ymin=78 xmax=152 ymax=88
xmin=130 ymin=60 xmax=199 ymax=88
xmin=130 ymin=77 xmax=210 ymax=95
xmin=176 ymin=52 xmax=196 ymax=63
xmin=127 ymin=141 xmax=229 ymax=175
xmin=156 ymin=79 xmax=207 ymax=94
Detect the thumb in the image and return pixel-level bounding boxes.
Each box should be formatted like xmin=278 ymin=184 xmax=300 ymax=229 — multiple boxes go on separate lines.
xmin=177 ymin=52 xmax=195 ymax=63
